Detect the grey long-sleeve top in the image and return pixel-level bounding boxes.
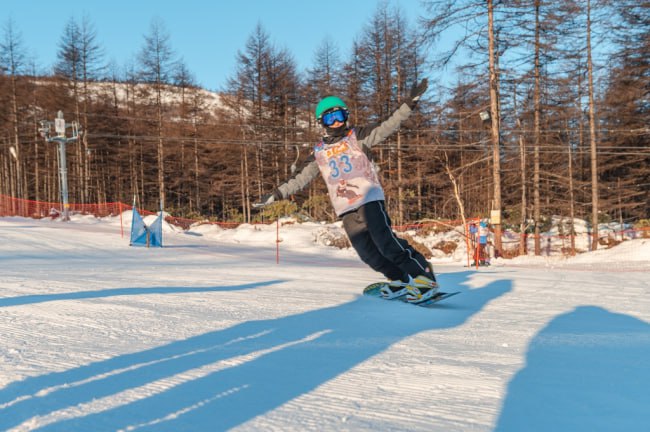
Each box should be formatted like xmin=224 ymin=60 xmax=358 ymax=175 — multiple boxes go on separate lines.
xmin=275 ymin=102 xmax=414 ymax=215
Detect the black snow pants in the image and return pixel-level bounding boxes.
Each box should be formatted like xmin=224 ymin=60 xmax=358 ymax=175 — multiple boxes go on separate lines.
xmin=341 ymin=200 xmax=435 ymax=283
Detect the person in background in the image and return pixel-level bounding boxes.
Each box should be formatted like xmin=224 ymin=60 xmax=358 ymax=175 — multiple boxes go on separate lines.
xmin=478 ymin=219 xmax=490 ymax=266
xmin=469 ymin=222 xmax=478 ymax=265
xmin=254 ymin=79 xmax=439 ymax=304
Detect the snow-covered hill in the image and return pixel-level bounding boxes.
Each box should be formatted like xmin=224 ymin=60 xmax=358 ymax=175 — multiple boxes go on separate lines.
xmin=0 ymin=216 xmax=648 ymax=431
xmin=32 ymin=78 xmax=231 ymax=119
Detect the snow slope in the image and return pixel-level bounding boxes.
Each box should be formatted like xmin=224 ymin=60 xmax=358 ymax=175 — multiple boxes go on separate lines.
xmin=0 ymin=216 xmax=648 ymax=431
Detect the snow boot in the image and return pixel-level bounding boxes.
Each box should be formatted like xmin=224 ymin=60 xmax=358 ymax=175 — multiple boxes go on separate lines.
xmin=406 ymin=275 xmax=439 ymax=304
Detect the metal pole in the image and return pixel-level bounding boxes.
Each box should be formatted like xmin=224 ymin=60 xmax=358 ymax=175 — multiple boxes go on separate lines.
xmin=55 ymin=111 xmax=70 ymax=221
xmin=40 ymin=111 xmax=79 ymax=222
xmin=58 ymin=140 xmax=70 ymax=221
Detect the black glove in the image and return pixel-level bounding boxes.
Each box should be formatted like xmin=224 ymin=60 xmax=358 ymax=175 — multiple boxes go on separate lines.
xmin=407 ymin=78 xmax=428 ymax=109
xmin=253 ymin=191 xmax=281 ymax=209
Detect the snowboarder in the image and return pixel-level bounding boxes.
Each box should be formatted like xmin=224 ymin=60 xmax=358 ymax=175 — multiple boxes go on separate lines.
xmin=254 ymin=79 xmax=439 ymax=304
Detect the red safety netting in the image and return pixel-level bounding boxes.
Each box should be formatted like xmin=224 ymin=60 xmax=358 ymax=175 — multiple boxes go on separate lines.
xmin=0 ymin=194 xmax=243 ymax=230
xmin=2 ymin=193 xmax=648 ymax=263
xmin=0 ymin=194 xmax=124 ymax=219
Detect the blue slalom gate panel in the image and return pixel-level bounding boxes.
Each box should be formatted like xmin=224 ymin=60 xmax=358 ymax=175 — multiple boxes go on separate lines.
xmin=129 ymin=206 xmax=163 ymax=248
xmin=148 ymin=212 xmax=163 ymax=247
xmin=130 ymin=207 xmax=148 ymax=246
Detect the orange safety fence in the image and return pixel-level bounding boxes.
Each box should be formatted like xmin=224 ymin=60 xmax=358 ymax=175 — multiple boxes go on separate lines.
xmin=0 ymin=194 xmax=124 ymax=219
xmin=133 ymin=206 xmax=244 ymax=231
xmin=0 ymin=194 xmax=283 ymax=264
xmin=2 ymin=193 xmax=648 ymax=263
xmin=0 ymin=194 xmax=243 ymax=230
xmin=0 ymin=193 xmax=468 ymax=233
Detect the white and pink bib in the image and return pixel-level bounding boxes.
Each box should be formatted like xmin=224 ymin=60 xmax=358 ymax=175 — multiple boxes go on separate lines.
xmin=314 ymin=129 xmax=385 ymax=216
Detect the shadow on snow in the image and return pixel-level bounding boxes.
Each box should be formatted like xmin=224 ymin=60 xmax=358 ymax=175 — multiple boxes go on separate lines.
xmin=0 ymin=281 xmax=286 ymax=308
xmin=0 ymin=272 xmax=510 ymax=431
xmin=495 ymin=306 xmax=650 ymax=432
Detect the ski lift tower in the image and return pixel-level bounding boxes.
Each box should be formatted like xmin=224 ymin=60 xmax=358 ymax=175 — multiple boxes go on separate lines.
xmin=39 ymin=111 xmax=81 ymax=221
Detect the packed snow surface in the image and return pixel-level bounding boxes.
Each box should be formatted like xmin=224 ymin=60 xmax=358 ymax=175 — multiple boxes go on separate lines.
xmin=0 ymin=215 xmax=648 ymax=431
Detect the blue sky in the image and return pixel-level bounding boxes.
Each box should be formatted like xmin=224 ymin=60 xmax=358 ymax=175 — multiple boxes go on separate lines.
xmin=3 ymin=0 xmax=427 ymax=91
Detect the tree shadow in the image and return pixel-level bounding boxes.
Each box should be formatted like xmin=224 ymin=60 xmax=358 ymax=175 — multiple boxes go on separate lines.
xmin=0 ymin=272 xmax=511 ymax=431
xmin=495 ymin=306 xmax=650 ymax=431
xmin=0 ymin=281 xmax=285 ymax=308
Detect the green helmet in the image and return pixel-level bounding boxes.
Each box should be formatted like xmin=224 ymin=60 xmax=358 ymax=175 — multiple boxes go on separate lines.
xmin=315 ymin=96 xmax=348 ymax=121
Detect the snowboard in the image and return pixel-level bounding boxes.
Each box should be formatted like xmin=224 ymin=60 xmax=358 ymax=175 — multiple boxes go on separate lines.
xmin=363 ymin=282 xmax=460 ymax=308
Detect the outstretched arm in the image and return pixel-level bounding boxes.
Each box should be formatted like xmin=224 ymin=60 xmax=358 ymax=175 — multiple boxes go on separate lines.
xmin=276 ymin=154 xmax=320 ymax=198
xmin=254 ymin=154 xmax=320 ymax=208
xmin=357 ymin=78 xmax=428 ymax=148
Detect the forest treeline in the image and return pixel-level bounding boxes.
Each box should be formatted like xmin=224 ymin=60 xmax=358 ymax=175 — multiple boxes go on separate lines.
xmin=1 ymin=1 xmax=648 ymax=253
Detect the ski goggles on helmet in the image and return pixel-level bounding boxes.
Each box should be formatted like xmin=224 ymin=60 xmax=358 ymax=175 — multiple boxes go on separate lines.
xmin=321 ymin=108 xmax=348 ymax=126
